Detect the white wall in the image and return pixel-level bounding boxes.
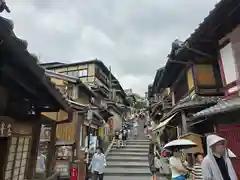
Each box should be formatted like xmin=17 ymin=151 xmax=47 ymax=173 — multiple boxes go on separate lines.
xmin=220 ymin=42 xmax=238 ymax=84
xmin=109 ymin=109 xmax=122 ymax=131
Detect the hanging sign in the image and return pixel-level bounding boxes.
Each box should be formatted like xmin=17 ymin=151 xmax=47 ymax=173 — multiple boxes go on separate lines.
xmin=87 ymin=109 xmax=93 ymax=121
xmin=0 ymin=121 xmax=12 ymax=137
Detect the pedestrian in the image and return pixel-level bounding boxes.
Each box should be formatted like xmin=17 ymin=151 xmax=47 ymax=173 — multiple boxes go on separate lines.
xmin=119 ymin=130 xmax=123 ymax=148
xmin=89 ymin=147 xmax=106 ymax=180
xmin=122 ymin=128 xmax=127 ymax=146
xmin=133 ymin=119 xmax=139 ymax=137
xmin=169 ymin=149 xmax=188 ymax=180
xmin=191 ymin=152 xmax=204 ymax=180
xmin=201 ymin=134 xmax=237 ymax=180
xmin=148 ymin=142 xmax=159 ymax=180
xmin=114 ymin=130 xmax=120 ymax=148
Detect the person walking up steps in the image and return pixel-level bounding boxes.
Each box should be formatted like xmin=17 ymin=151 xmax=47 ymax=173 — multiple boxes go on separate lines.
xmin=133 ymin=117 xmax=139 ymax=138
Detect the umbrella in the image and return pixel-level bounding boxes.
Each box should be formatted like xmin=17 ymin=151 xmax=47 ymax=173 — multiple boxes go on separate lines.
xmin=163 ymin=139 xmax=197 ymax=150
xmin=228 ymin=149 xmax=237 ymax=158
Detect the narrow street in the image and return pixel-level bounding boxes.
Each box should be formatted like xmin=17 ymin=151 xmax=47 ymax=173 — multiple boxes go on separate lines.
xmin=1 ymin=0 xmax=240 ymax=180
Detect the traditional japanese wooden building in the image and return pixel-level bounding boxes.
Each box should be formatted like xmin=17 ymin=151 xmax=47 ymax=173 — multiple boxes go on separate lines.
xmin=40 ymin=60 xmax=129 ymax=136
xmin=186 ymin=0 xmax=240 ymax=174
xmin=44 ymin=70 xmax=113 ymax=180
xmin=0 ymin=16 xmax=72 ymax=180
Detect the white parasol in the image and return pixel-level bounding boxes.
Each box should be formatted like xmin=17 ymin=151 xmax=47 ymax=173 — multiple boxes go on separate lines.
xmin=228 ymin=148 xmax=237 ymax=158
xmin=163 ymin=139 xmax=197 ymax=150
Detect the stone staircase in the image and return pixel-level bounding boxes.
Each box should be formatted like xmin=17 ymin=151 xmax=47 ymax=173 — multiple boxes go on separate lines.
xmin=105 ymin=139 xmax=151 ymax=180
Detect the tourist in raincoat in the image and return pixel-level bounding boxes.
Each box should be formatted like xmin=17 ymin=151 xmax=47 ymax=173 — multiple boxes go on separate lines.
xmin=201 ymin=134 xmax=238 ymax=180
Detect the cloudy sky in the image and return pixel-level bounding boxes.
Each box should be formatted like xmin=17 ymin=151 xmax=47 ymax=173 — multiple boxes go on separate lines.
xmin=2 ymin=0 xmax=220 ymax=95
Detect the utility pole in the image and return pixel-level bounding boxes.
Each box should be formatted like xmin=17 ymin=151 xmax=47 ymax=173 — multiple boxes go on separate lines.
xmin=109 ymin=66 xmax=112 ymax=100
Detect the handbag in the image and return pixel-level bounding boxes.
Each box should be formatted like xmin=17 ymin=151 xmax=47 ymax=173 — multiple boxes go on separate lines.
xmin=154 ymin=156 xmax=162 ymax=169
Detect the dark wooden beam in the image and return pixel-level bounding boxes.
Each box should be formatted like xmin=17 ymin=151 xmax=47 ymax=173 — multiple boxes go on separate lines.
xmin=169 ymin=59 xmax=192 ymax=65
xmin=1 ymin=64 xmax=39 ymax=96
xmin=27 ymin=115 xmax=41 ymax=180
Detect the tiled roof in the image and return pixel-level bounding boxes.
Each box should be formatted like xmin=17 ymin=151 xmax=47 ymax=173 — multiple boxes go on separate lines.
xmin=0 ymin=16 xmax=71 ymax=112
xmin=159 ymin=95 xmax=219 ymax=122
xmin=172 ymin=95 xmax=219 ymax=112
xmin=191 ymin=97 xmax=240 ymax=121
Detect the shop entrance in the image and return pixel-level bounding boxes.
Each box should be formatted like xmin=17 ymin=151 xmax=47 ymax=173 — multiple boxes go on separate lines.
xmin=0 ymin=137 xmax=9 ymax=179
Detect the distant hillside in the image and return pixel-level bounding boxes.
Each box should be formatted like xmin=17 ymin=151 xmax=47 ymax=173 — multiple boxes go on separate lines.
xmin=132 ymin=93 xmax=147 ymax=109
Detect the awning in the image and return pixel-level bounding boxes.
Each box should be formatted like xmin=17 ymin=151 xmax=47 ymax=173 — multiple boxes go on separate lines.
xmin=190 ymin=97 xmax=240 ymax=122
xmin=41 ymin=109 xmax=72 ymax=124
xmin=152 ymin=113 xmax=177 ymax=132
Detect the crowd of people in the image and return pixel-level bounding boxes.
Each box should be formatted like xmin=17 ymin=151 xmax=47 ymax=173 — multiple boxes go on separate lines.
xmin=88 ymin=114 xmax=143 ymax=180
xmin=88 ymin=112 xmax=239 ymax=180
xmin=149 ymin=133 xmax=238 ymax=180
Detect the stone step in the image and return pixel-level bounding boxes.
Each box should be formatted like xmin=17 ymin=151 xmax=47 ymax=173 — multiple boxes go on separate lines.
xmin=104 ymin=176 xmax=152 ymax=180
xmin=108 ymin=151 xmax=148 ymax=156
xmin=113 ymin=144 xmax=149 ymax=149
xmin=127 ymin=139 xmax=150 ymax=143
xmin=127 ymin=141 xmax=149 ymax=145
xmin=105 ymin=167 xmax=150 ymax=176
xmin=107 ymin=156 xmax=148 ymax=162
xmin=111 ymin=148 xmax=148 ymax=153
xmin=107 ymin=161 xmax=149 ymax=168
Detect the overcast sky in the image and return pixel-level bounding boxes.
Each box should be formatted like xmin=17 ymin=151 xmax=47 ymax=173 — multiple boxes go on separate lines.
xmin=3 ymin=0 xmax=220 ymax=96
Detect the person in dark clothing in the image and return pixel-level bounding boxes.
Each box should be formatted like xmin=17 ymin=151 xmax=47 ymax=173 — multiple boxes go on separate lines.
xmin=122 ymin=128 xmax=127 ymax=146
xmin=201 ymin=134 xmax=237 ymax=180
xmin=114 ymin=130 xmax=120 ymax=148
xmin=148 ymin=142 xmax=158 ymax=175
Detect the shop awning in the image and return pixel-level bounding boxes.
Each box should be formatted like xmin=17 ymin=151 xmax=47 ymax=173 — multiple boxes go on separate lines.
xmin=190 ymin=97 xmax=240 ymax=123
xmin=152 ymin=113 xmax=178 ymax=132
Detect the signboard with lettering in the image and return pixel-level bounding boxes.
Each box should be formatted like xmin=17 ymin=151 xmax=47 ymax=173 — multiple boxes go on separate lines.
xmin=40 ymin=125 xmax=51 ymax=141
xmin=55 ymin=160 xmax=70 ymax=177
xmin=0 ymin=121 xmax=12 ymax=137
xmin=87 ymin=110 xmax=93 ymax=121
xmin=12 ymin=123 xmax=32 ymax=135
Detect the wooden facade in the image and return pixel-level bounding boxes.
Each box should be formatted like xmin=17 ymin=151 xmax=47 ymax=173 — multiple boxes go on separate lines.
xmin=44 ymin=70 xmax=114 ymax=180
xmin=0 ymin=15 xmax=73 ymax=180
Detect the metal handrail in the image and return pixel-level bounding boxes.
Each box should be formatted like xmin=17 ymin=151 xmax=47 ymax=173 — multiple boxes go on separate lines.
xmin=88 ymin=136 xmax=115 ymax=169
xmin=45 ymin=172 xmax=60 ymax=180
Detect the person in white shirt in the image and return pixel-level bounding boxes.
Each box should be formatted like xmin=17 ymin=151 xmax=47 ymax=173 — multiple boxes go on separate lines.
xmin=169 ymin=149 xmax=188 ymax=180
xmin=133 ymin=119 xmax=139 ymax=137
xmin=89 ymin=147 xmax=106 ymax=180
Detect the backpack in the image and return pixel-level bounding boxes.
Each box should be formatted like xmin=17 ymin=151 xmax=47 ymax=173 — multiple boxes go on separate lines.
xmin=154 ymin=146 xmax=171 ymax=175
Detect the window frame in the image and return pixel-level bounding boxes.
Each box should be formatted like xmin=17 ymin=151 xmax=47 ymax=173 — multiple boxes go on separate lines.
xmin=5 ymin=136 xmax=31 ymax=180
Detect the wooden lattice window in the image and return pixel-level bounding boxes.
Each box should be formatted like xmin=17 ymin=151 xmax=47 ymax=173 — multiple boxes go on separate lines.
xmin=5 ymin=136 xmax=31 ymax=180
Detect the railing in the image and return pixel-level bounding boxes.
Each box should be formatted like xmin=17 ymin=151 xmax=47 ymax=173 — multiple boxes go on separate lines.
xmin=224 ymin=80 xmax=238 ymax=97
xmin=34 ymin=171 xmax=60 ymax=180
xmin=104 ymin=137 xmax=115 ymax=157
xmin=45 ymin=172 xmax=60 ymax=180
